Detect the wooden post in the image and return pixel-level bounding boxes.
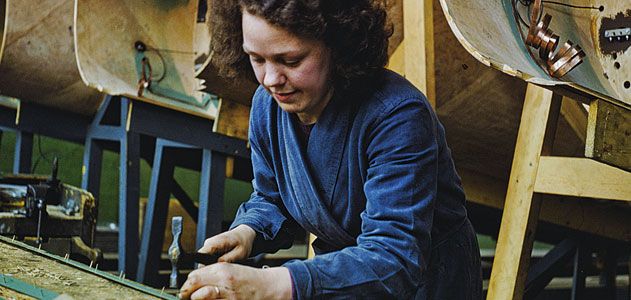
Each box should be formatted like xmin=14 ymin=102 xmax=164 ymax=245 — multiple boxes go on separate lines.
xmin=585 ymin=99 xmax=631 ymax=172
xmin=487 ymin=84 xmax=557 ymax=300
xmin=213 ymin=99 xmax=250 ymax=141
xmin=403 ymin=0 xmax=435 ymax=107
xmin=387 ymin=0 xmax=436 ymax=107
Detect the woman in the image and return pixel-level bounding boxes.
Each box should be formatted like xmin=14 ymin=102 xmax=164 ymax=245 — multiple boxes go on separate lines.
xmin=179 ymin=1 xmax=482 ymax=299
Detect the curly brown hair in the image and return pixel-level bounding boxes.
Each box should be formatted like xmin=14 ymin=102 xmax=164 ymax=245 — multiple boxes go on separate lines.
xmin=210 ymin=0 xmax=392 ymax=92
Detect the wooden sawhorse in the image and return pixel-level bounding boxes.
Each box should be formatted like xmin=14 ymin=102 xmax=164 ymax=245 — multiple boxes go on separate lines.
xmin=487 ymin=83 xmax=631 ymax=299
xmin=82 ymin=96 xmax=250 ymax=281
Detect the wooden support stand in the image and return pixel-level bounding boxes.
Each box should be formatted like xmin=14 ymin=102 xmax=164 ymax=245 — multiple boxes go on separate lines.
xmin=487 ymin=84 xmax=631 ymax=300
xmin=81 ymin=96 xmax=250 ymax=284
xmin=13 ymin=131 xmax=33 ymax=174
xmin=0 ymin=94 xmax=250 ymax=284
xmin=82 ymin=96 xmax=141 ymax=279
xmin=136 ymin=139 xmax=228 ymax=286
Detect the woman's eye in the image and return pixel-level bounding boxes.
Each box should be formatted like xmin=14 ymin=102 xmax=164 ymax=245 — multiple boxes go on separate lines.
xmin=250 ymin=56 xmax=264 ymax=64
xmin=283 ymin=60 xmax=300 ymax=67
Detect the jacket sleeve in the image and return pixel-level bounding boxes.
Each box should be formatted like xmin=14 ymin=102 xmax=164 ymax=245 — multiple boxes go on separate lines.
xmin=230 ymin=87 xmax=299 ymax=256
xmin=284 ymin=97 xmax=438 ymax=299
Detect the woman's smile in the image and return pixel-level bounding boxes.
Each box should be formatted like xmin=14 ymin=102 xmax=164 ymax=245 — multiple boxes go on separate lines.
xmin=273 ymin=91 xmax=298 ymax=103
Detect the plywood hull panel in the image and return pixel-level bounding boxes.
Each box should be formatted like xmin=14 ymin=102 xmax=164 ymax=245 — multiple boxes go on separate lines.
xmin=0 ymin=235 xmax=173 ymax=299
xmin=74 ymin=0 xmax=217 ymax=119
xmin=0 ymin=0 xmax=104 ymax=116
xmin=439 ymin=0 xmax=630 ymax=106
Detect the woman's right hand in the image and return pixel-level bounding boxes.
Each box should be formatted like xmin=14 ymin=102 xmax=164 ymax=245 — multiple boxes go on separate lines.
xmin=198 ymin=224 xmax=257 ymax=262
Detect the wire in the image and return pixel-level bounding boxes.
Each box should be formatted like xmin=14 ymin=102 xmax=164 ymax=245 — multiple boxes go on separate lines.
xmin=147 ymin=47 xmax=196 ymax=55
xmin=144 ymin=48 xmax=168 ymax=83
xmin=515 ymin=0 xmax=531 ymax=28
xmin=542 ymin=0 xmax=600 ymax=10
xmin=514 ymin=0 xmax=599 ymax=30
xmin=514 ymin=0 xmax=541 ymax=29
xmin=514 ymin=0 xmax=529 ymax=28
xmin=31 ymin=135 xmax=59 ymax=174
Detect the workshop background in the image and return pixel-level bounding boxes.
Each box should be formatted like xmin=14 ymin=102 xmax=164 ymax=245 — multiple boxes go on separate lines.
xmin=0 ymin=0 xmax=629 ymax=299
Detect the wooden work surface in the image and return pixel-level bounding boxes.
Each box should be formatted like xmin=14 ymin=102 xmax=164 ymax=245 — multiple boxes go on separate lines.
xmin=0 ymin=0 xmax=104 ymax=116
xmin=0 ymin=236 xmax=173 ymax=299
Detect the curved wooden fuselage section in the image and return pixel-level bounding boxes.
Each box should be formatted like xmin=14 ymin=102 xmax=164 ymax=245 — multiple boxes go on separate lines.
xmin=74 ymin=0 xmax=217 ymax=119
xmin=439 ymin=0 xmax=630 ymax=106
xmin=0 ymin=1 xmax=221 ymax=118
xmin=0 ymin=0 xmax=104 ymax=116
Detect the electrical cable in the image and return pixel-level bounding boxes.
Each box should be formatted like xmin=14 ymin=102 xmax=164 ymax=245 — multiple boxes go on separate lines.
xmin=31 ymin=135 xmax=59 ymax=174
xmin=541 ymin=0 xmax=599 ymax=10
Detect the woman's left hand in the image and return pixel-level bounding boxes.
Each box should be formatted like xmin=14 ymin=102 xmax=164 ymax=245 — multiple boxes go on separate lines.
xmin=178 ymin=263 xmax=292 ymax=300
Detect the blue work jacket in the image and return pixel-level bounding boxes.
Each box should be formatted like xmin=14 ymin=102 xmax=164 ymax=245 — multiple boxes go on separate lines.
xmin=231 ymin=70 xmax=473 ymax=299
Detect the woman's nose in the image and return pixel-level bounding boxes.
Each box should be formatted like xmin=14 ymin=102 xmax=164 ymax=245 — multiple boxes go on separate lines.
xmin=263 ymin=64 xmax=286 ymax=88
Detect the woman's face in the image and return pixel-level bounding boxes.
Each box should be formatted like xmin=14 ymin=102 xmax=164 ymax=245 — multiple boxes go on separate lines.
xmin=242 ymin=10 xmax=333 ymax=124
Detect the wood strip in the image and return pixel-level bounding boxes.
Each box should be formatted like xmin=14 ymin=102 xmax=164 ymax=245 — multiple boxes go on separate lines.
xmin=212 ymin=99 xmax=250 ymax=141
xmin=488 ymin=84 xmax=554 ymax=300
xmin=460 ymin=168 xmax=631 ymax=242
xmin=585 ymin=99 xmax=631 ymax=171
xmin=384 ymin=0 xmax=404 ymax=57
xmin=196 ymin=62 xmax=258 ymax=106
xmin=385 ymin=43 xmax=405 ymax=75
xmin=0 ymin=1 xmax=6 ymax=64
xmin=560 ymin=97 xmax=588 ymax=144
xmin=403 ymin=0 xmax=435 ymax=107
xmin=0 ymin=96 xmax=19 ymax=110
xmin=535 ymin=156 xmax=631 ymax=201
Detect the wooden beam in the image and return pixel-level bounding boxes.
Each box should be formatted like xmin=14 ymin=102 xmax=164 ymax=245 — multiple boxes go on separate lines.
xmin=386 ymin=43 xmax=405 ymax=75
xmin=225 ymin=157 xmax=235 ymax=178
xmin=403 ymin=0 xmax=436 ymax=107
xmin=560 ymin=97 xmax=588 ymax=144
xmin=460 ymin=168 xmax=631 ymax=242
xmin=212 ymin=99 xmax=250 ymax=141
xmin=585 ymin=99 xmax=631 ymax=172
xmin=197 ymin=62 xmax=258 ymax=106
xmin=535 ymin=156 xmax=631 ymax=202
xmin=487 ymin=84 xmax=554 ymax=300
